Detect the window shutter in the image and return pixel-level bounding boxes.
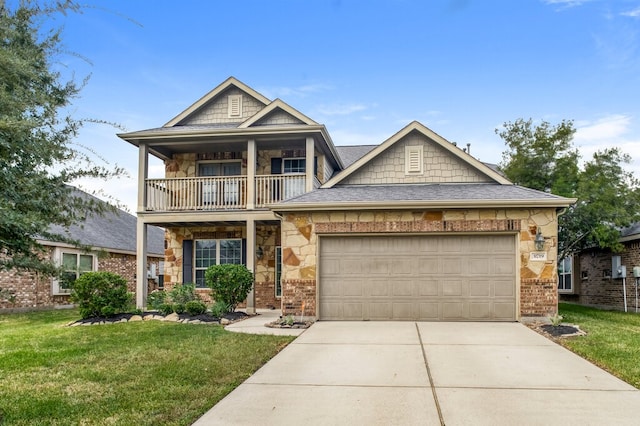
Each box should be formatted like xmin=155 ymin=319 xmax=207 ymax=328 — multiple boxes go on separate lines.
xmin=183 ymin=240 xmax=193 ymax=283
xmin=271 ymin=158 xmax=282 ymax=174
xmin=241 ymin=238 xmax=247 ymax=267
xmin=314 ymin=156 xmax=318 ymax=176
xmin=228 ymin=95 xmax=242 ymax=117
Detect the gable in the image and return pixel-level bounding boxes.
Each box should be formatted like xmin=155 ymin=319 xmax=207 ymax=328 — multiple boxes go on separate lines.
xmin=339 ymin=130 xmax=494 ymax=185
xmin=251 ymin=109 xmax=305 ymax=126
xmin=179 ymin=87 xmax=267 ymax=126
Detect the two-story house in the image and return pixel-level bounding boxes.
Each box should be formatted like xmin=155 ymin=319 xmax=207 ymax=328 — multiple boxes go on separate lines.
xmin=119 ymin=77 xmax=574 ymax=321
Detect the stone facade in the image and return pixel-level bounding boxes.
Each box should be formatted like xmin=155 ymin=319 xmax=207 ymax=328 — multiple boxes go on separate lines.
xmin=180 ymin=87 xmax=266 ymax=125
xmin=164 ymin=224 xmax=280 ymax=309
xmin=560 ymin=241 xmax=640 ymax=311
xmin=341 ymin=131 xmax=493 ymax=185
xmin=280 ymin=208 xmax=560 ymax=318
xmin=0 ymin=248 xmax=161 ymax=311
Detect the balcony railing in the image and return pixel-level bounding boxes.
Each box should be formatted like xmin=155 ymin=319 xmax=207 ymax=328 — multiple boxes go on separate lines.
xmin=145 ymin=174 xmax=309 ymax=211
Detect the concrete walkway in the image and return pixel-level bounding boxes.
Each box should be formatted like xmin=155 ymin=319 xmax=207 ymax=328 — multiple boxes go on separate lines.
xmin=195 ymin=321 xmax=640 ymax=425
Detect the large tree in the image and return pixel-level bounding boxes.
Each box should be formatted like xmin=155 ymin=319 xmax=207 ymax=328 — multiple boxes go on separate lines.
xmin=497 ymin=119 xmax=640 ymax=260
xmin=0 ymin=1 xmax=123 ymax=275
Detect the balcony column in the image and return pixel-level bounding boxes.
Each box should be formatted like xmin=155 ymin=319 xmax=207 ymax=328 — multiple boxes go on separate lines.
xmin=136 ymin=219 xmax=148 ymax=309
xmin=246 ymin=139 xmax=256 ymax=209
xmin=305 ymin=137 xmax=314 ymax=192
xmin=246 ymin=218 xmax=256 ymax=314
xmin=137 ymin=142 xmax=149 ymax=213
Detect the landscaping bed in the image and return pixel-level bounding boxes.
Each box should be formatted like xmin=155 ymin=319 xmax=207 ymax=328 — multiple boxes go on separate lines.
xmin=68 ymin=310 xmax=249 ymax=326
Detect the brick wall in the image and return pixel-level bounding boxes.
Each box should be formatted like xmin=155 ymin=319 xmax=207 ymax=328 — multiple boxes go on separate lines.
xmin=0 ymin=248 xmax=161 ymax=311
xmin=561 ymin=242 xmax=640 ymax=311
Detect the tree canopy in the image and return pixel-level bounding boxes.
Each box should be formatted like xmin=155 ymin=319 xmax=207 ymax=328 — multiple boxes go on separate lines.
xmin=0 ymin=1 xmax=123 ymax=275
xmin=497 ymin=118 xmax=640 ymax=259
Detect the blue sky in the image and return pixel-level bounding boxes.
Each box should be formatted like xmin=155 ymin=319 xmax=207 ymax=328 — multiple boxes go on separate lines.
xmin=41 ymin=0 xmax=640 ymax=213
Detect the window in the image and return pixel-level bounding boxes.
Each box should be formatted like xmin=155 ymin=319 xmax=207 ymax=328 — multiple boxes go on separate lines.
xmin=275 ymin=246 xmax=282 ymax=297
xmin=283 ymin=158 xmax=306 ymax=174
xmin=198 ymin=162 xmax=242 ymax=206
xmin=53 ymin=250 xmax=95 ymax=294
xmin=194 ymin=239 xmax=242 ymax=287
xmin=558 ymin=256 xmax=572 ymax=292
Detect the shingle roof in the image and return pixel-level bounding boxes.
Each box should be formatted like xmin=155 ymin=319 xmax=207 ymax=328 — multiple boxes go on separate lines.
xmin=621 ymin=222 xmax=640 ymax=239
xmin=47 ymin=190 xmax=164 ymax=256
xmin=336 ymin=145 xmax=378 ymax=168
xmin=279 ymin=183 xmax=570 ymax=205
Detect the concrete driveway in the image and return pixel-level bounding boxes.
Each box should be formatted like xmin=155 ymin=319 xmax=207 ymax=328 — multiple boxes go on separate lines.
xmin=194 ymin=321 xmax=640 ymax=425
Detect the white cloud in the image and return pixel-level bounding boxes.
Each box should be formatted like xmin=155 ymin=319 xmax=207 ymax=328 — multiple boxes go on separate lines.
xmin=621 ymin=7 xmax=640 ymax=18
xmin=574 ymin=114 xmax=631 ymax=142
xmin=573 ymin=114 xmax=640 ymax=177
xmin=542 ymin=0 xmax=594 ymax=8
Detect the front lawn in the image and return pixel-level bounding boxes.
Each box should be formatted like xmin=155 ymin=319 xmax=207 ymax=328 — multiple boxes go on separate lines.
xmin=559 ymin=303 xmax=640 ymax=388
xmin=0 ymin=309 xmax=294 ymax=425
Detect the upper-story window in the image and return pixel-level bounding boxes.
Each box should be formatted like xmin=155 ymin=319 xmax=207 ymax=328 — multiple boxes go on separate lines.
xmin=198 ymin=162 xmax=242 ymax=207
xmin=283 ymin=158 xmax=306 ymax=174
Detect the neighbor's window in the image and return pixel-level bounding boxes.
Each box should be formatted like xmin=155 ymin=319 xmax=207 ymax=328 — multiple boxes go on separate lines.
xmin=275 ymin=246 xmax=282 ymax=297
xmin=558 ymin=256 xmax=572 ymax=292
xmin=57 ymin=252 xmax=95 ymax=294
xmin=194 ymin=239 xmax=242 ymax=287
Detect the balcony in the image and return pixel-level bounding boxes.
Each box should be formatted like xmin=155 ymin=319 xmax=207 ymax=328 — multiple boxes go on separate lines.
xmin=144 ymin=174 xmax=316 ymax=211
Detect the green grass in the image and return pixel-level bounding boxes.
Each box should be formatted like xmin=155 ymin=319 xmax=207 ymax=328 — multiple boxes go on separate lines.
xmin=0 ymin=309 xmax=294 ymax=425
xmin=559 ymin=303 xmax=640 ymax=389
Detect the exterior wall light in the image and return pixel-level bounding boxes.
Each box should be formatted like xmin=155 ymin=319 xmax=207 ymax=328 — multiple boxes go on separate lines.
xmin=534 ymin=228 xmax=545 ymax=251
xmin=256 ymin=246 xmax=264 ymax=260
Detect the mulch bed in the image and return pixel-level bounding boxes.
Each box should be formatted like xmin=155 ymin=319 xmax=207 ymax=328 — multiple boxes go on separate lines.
xmin=526 ymin=322 xmax=586 ymax=341
xmin=68 ymin=311 xmax=249 ymax=326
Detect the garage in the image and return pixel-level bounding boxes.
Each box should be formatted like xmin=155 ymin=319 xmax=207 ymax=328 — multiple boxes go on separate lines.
xmin=318 ymin=234 xmax=517 ymax=321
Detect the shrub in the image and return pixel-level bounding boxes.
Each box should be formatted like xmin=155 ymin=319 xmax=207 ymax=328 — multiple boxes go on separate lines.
xmin=169 ymin=283 xmax=198 ymax=305
xmin=173 ymin=303 xmax=185 ymax=314
xmin=185 ymin=300 xmax=207 ymax=316
xmin=158 ymin=303 xmax=174 ymax=316
xmin=205 ymin=264 xmax=253 ymax=312
xmin=210 ymin=300 xmax=231 ymax=318
xmin=147 ymin=290 xmax=167 ymax=310
xmin=70 ymin=271 xmax=132 ymax=319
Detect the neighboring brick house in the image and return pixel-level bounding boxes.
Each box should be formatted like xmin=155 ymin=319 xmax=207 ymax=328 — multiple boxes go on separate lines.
xmin=0 ymin=189 xmax=165 ymax=311
xmin=559 ymin=223 xmax=640 ymax=312
xmin=120 ymin=77 xmax=574 ymax=321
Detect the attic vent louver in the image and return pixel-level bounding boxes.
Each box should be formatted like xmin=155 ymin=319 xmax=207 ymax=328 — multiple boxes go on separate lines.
xmin=405 ymin=145 xmax=424 ymax=175
xmin=228 ymin=95 xmax=242 ymax=118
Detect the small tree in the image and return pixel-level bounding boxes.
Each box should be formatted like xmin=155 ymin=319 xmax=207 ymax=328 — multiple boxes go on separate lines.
xmin=70 ymin=271 xmax=132 ymax=318
xmin=205 ymin=264 xmax=253 ymax=313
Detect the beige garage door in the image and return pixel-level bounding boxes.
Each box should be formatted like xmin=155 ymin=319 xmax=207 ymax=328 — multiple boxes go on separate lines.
xmin=319 ymin=235 xmax=516 ymax=321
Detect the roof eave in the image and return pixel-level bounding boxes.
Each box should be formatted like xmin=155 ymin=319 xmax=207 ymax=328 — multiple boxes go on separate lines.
xmin=271 ymin=198 xmax=577 ymax=212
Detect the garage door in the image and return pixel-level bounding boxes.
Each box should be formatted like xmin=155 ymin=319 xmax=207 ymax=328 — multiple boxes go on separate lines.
xmin=318 ymin=235 xmax=516 ymax=321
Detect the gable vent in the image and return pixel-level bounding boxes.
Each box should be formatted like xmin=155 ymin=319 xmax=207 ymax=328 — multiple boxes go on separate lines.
xmin=405 ymin=145 xmax=424 ymax=175
xmin=228 ymin=95 xmax=242 ymax=118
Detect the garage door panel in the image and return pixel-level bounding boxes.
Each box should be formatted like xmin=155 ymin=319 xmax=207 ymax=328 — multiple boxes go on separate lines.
xmin=418 ymin=280 xmax=439 ymax=296
xmin=442 ymin=280 xmax=463 ymax=296
xmin=369 ymin=280 xmax=390 ymax=297
xmin=319 ymin=235 xmax=516 ymax=321
xmin=392 ymin=303 xmax=414 ymax=320
xmin=494 ymin=280 xmax=515 ymax=297
xmin=468 ymin=280 xmax=491 ymax=297
xmin=392 ymin=280 xmax=414 ymax=297
xmin=469 ymin=303 xmax=492 ymax=320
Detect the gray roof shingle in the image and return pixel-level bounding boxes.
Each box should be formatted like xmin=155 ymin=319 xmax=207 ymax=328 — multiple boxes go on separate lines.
xmin=279 ymin=184 xmax=570 ymax=204
xmin=47 ymin=190 xmax=164 ymax=256
xmin=335 ymin=145 xmax=378 ymax=168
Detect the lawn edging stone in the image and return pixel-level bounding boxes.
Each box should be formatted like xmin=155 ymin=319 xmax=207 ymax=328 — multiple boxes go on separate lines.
xmin=66 ymin=311 xmax=249 ymax=327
